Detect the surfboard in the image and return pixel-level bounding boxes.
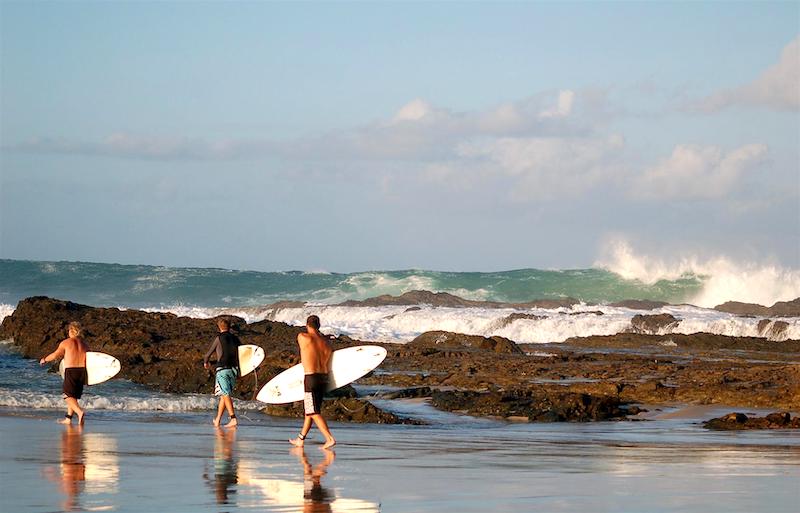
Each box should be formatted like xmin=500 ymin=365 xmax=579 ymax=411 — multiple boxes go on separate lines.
xmin=59 ymin=352 xmax=121 ymax=386
xmin=238 ymin=344 xmax=265 ymax=377
xmin=256 ymin=345 xmax=387 ymax=404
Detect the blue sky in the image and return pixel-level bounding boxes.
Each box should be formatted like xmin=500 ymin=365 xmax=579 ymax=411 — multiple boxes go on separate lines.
xmin=1 ymin=1 xmax=798 ymax=272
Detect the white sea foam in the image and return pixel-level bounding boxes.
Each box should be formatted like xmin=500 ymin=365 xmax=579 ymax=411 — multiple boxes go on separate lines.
xmin=596 ymin=239 xmax=800 ymax=308
xmin=0 ymin=388 xmax=263 ymax=412
xmin=255 ymin=303 xmax=800 ymax=344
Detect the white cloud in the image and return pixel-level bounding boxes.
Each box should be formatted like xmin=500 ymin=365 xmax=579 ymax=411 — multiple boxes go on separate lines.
xmin=425 ymin=133 xmax=626 ymax=200
xmin=632 ymin=143 xmax=768 ymax=199
xmin=9 ymin=89 xmax=602 ymax=163
xmin=698 ymin=36 xmax=800 ymax=112
xmin=391 ymin=98 xmax=437 ymax=123
xmin=538 ymin=90 xmax=575 ymax=119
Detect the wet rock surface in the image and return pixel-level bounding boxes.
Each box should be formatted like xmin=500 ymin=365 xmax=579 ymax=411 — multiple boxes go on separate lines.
xmin=430 ymin=389 xmax=631 ymax=422
xmin=335 ymin=290 xmax=579 ymax=309
xmin=408 ymin=331 xmax=523 ymax=354
xmin=263 ymin=397 xmax=423 ymax=424
xmin=703 ymin=411 xmax=800 ymax=430
xmin=714 ymin=298 xmax=800 ymax=317
xmin=628 ymin=313 xmax=681 ymax=334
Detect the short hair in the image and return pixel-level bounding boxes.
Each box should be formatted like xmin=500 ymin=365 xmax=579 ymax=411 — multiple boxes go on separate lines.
xmin=68 ymin=321 xmax=83 ymax=337
xmin=306 ymin=315 xmax=320 ymax=330
xmin=216 ymin=318 xmax=230 ymax=330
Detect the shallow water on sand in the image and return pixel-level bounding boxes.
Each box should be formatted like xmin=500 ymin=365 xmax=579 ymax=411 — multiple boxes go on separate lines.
xmin=2 ymin=408 xmax=799 ymax=513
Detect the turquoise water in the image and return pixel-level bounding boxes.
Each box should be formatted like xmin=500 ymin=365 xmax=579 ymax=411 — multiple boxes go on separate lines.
xmin=0 ymin=259 xmax=703 ymax=309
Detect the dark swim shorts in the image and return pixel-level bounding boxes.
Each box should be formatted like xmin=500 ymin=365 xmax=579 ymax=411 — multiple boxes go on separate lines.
xmin=303 ymin=373 xmax=328 ymax=416
xmin=63 ymin=367 xmax=88 ymax=399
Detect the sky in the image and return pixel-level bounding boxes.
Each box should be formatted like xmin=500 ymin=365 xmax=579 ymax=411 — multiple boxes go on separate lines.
xmin=1 ymin=1 xmax=798 ymax=273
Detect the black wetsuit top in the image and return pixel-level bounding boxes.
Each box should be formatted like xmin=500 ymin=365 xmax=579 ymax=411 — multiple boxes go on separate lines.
xmin=204 ymin=331 xmax=241 ymax=370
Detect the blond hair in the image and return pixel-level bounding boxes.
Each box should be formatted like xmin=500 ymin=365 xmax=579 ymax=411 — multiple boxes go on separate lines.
xmin=67 ymin=321 xmax=83 ymax=338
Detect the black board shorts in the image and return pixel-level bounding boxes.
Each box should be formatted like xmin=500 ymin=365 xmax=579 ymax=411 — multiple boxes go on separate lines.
xmin=303 ymin=373 xmax=328 ymax=415
xmin=63 ymin=367 xmax=88 ymax=399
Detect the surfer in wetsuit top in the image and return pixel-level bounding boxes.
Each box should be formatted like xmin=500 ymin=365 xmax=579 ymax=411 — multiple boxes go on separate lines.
xmin=204 ymin=318 xmax=241 ymax=428
xmin=289 ymin=315 xmax=336 ymax=449
xmin=40 ymin=321 xmax=89 ymax=425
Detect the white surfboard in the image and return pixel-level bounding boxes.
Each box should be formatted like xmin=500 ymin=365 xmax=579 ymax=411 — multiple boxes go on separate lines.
xmin=256 ymin=345 xmax=387 ymax=404
xmin=59 ymin=351 xmax=121 ymax=385
xmin=238 ymin=344 xmax=265 ymax=377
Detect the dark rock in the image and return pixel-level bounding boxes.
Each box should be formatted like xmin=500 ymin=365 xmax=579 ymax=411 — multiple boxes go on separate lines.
xmin=376 ymin=386 xmax=432 ymax=399
xmin=408 ymin=330 xmax=523 ymax=354
xmin=336 ymin=290 xmax=579 ymax=310
xmin=609 ymin=300 xmax=670 ymax=310
xmin=757 ymin=319 xmax=790 ymax=340
xmin=494 ymin=313 xmax=547 ymax=329
xmin=629 ymin=314 xmax=680 ymax=335
xmin=704 ymin=411 xmax=800 ymax=430
xmin=430 ymin=389 xmax=629 ymax=422
xmin=714 ymin=298 xmax=800 ymax=317
xmin=262 ymin=397 xmax=422 ymax=424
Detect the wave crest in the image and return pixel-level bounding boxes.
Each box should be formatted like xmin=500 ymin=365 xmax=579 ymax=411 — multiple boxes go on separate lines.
xmin=596 ymin=240 xmax=800 ymax=308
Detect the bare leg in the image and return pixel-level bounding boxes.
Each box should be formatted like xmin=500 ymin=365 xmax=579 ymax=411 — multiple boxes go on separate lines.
xmin=311 ymin=414 xmax=336 ymax=449
xmin=58 ymin=401 xmax=74 ymax=424
xmin=289 ymin=416 xmax=313 ymax=447
xmin=223 ymin=396 xmax=237 ymax=428
xmin=65 ymin=398 xmax=84 ymax=425
xmin=213 ymin=399 xmax=225 ymax=427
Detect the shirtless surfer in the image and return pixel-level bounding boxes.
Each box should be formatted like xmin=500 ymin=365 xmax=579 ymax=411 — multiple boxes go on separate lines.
xmin=40 ymin=321 xmax=89 ymax=425
xmin=289 ymin=315 xmax=336 ymax=449
xmin=204 ymin=318 xmax=241 ymax=428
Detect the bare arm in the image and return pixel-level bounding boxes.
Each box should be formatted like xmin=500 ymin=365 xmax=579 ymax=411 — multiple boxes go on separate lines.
xmin=39 ymin=341 xmax=66 ymax=365
xmin=203 ymin=337 xmax=221 ymax=368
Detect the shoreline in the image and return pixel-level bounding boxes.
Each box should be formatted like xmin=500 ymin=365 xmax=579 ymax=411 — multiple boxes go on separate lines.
xmin=1 ymin=410 xmax=798 ymax=513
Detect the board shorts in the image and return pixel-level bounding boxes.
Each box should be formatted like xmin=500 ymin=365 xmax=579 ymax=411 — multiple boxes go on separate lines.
xmin=63 ymin=367 xmax=88 ymax=400
xmin=304 ymin=373 xmax=328 ymax=416
xmin=214 ymin=368 xmax=238 ymax=397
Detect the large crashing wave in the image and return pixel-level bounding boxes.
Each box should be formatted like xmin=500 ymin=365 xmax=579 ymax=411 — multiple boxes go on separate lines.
xmin=596 ymin=240 xmax=800 ymax=308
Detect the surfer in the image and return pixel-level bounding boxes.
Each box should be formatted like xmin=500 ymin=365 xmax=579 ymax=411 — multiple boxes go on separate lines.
xmin=289 ymin=315 xmax=336 ymax=449
xmin=40 ymin=321 xmax=89 ymax=425
xmin=204 ymin=318 xmax=241 ymax=428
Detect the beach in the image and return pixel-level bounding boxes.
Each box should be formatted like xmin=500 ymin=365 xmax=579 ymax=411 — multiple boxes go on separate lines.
xmin=2 ymin=406 xmax=799 ymax=513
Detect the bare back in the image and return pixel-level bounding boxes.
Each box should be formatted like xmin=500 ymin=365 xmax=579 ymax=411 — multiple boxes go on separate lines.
xmin=298 ymin=330 xmax=333 ymax=375
xmin=60 ymin=337 xmax=89 ymax=368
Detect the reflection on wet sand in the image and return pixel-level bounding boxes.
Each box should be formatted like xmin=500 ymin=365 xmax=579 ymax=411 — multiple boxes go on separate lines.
xmin=237 ymin=448 xmax=380 ymax=512
xmin=297 ymin=447 xmax=335 ymax=513
xmin=204 ymin=428 xmax=238 ymax=505
xmin=42 ymin=426 xmax=119 ymax=512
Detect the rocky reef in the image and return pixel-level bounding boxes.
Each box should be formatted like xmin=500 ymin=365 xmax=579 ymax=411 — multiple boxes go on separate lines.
xmin=703 ymin=411 xmax=800 ymax=430
xmin=2 ymin=296 xmax=800 ymax=425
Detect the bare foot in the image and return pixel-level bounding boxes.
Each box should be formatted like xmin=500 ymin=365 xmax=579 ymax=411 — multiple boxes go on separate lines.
xmin=57 ymin=417 xmax=71 ymax=425
xmin=289 ymin=437 xmax=305 ymax=447
xmin=322 ymin=438 xmax=336 ymax=449
xmin=213 ymin=417 xmax=221 ymax=427
xmin=77 ymin=412 xmax=85 ymax=425
xmin=224 ymin=417 xmax=238 ymax=428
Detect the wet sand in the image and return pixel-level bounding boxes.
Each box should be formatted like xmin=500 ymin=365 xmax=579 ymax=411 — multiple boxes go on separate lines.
xmin=2 ymin=408 xmax=799 ymax=513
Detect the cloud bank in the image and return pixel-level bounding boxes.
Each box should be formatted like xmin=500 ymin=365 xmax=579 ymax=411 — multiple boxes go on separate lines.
xmin=697 ymin=36 xmax=800 ymax=112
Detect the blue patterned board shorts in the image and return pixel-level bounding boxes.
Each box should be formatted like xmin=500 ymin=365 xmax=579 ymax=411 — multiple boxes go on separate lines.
xmin=214 ymin=368 xmax=238 ymax=396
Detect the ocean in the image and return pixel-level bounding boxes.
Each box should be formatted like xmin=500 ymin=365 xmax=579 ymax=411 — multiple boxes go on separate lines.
xmin=1 ymin=258 xmax=799 ymax=345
